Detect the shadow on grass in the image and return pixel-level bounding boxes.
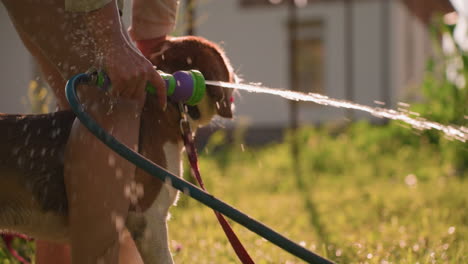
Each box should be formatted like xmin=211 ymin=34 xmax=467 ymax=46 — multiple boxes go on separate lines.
xmin=290 ymin=140 xmax=348 ymax=263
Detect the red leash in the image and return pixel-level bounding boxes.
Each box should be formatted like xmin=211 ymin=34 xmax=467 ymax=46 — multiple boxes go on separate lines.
xmin=179 ymin=105 xmax=254 ymax=264
xmin=1 ymin=234 xmax=32 ymax=264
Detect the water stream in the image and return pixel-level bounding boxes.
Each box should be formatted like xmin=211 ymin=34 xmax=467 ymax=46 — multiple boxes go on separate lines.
xmin=206 ymin=80 xmax=467 ymax=142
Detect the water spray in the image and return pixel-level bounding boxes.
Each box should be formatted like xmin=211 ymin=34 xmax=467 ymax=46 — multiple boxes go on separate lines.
xmin=206 ymin=80 xmax=467 ymax=143
xmin=69 ymin=69 xmax=467 ymax=142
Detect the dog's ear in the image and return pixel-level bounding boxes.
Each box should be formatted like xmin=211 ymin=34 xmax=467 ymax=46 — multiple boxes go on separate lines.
xmin=150 ymin=36 xmax=234 ymax=118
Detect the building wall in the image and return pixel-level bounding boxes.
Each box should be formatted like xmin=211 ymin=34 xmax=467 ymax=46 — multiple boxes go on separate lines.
xmin=195 ymin=0 xmax=400 ymax=126
xmin=0 ymin=5 xmax=35 ymax=114
xmin=391 ymin=0 xmax=431 ymax=103
xmin=196 ymin=0 xmax=348 ymax=127
xmin=195 ymin=0 xmax=433 ymax=128
xmin=194 ymin=1 xmax=290 ymax=127
xmin=351 ymin=0 xmax=386 ymax=119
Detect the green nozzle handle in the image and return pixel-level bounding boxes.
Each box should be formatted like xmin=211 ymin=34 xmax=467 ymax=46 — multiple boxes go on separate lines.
xmin=94 ymin=69 xmax=205 ymax=105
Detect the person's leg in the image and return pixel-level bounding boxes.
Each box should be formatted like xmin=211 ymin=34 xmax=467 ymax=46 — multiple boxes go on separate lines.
xmin=3 ymin=1 xmax=145 ymax=263
xmin=64 ymin=87 xmax=140 ymax=263
xmin=14 ymin=24 xmax=143 ymax=264
xmin=35 ymin=241 xmax=71 ymax=264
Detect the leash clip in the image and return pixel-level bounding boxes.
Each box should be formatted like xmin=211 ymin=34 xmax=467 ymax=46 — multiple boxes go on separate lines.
xmin=178 ymin=103 xmax=192 ymax=137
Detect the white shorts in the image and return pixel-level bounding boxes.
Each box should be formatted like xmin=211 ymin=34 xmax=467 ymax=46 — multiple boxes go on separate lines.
xmin=65 ymin=0 xmax=179 ymax=40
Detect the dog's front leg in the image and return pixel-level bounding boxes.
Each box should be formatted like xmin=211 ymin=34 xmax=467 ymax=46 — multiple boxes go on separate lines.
xmin=128 ymin=185 xmax=176 ymax=264
xmin=128 ymin=141 xmax=182 ymax=264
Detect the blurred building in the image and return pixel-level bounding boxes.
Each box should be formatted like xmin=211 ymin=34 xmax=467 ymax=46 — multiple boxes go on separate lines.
xmin=192 ymin=0 xmax=453 ymax=136
xmin=0 ymin=1 xmax=453 ymax=134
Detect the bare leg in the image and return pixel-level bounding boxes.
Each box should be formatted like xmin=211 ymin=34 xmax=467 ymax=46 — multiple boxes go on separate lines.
xmin=3 ymin=1 xmax=145 ymax=263
xmin=64 ymin=87 xmax=140 ymax=263
xmin=35 ymin=241 xmax=71 ymax=264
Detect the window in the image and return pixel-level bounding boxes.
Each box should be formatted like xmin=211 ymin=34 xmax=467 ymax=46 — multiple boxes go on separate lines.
xmin=294 ymin=20 xmax=325 ymax=94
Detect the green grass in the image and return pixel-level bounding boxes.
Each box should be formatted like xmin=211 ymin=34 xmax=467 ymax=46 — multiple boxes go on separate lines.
xmin=1 ymin=124 xmax=466 ymax=263
xmin=168 ymin=124 xmax=467 ymax=263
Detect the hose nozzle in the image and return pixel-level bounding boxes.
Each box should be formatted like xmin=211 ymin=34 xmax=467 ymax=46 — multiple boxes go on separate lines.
xmin=93 ymin=69 xmax=206 ymax=105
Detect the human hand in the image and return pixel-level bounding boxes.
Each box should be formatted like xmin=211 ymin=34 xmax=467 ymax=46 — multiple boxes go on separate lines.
xmin=100 ymin=37 xmax=166 ymax=108
xmin=85 ymin=1 xmax=166 ymax=108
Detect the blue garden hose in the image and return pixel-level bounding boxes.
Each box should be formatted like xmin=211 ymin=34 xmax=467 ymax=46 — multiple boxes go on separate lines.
xmin=65 ymin=72 xmax=335 ymax=264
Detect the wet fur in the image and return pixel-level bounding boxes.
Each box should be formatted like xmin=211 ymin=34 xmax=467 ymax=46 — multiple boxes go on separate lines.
xmin=0 ymin=36 xmax=234 ymax=263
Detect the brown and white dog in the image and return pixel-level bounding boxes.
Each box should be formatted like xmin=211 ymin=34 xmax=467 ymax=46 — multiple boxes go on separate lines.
xmin=0 ymin=36 xmax=234 ymax=263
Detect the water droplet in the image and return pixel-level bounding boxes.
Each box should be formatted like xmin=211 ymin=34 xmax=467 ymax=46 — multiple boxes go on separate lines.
xmin=113 ymin=214 xmax=125 ymax=231
xmin=115 ymin=168 xmax=123 ymax=179
xmin=108 ymin=155 xmax=116 ymax=167
xmin=124 ymin=184 xmax=131 ymax=198
xmin=25 ymin=134 xmax=31 ymax=145
xmin=405 ymin=174 xmax=417 ymax=187
xmin=448 ymin=226 xmax=456 ymax=234
xmin=269 ymin=0 xmax=282 ymax=4
xmin=106 ymin=102 xmax=114 ymax=115
xmin=399 ymin=240 xmax=407 ymax=248
xmin=165 ymin=177 xmax=172 ymax=186
xmin=12 ymin=147 xmax=20 ymax=155
xmin=135 ymin=183 xmax=144 ymax=198
xmin=398 ymin=102 xmax=410 ymax=108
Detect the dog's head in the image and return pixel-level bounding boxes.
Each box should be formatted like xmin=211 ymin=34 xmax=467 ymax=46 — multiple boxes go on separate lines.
xmin=150 ymin=36 xmax=235 ymax=126
xmin=134 ymin=36 xmax=236 ymax=210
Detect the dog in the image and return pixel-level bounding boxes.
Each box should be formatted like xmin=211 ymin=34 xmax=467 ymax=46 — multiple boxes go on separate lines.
xmin=0 ymin=36 xmax=234 ymax=263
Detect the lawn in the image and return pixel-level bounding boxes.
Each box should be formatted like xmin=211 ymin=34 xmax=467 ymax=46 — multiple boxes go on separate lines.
xmin=168 ymin=124 xmax=467 ymax=264
xmin=1 ymin=123 xmax=467 ymax=264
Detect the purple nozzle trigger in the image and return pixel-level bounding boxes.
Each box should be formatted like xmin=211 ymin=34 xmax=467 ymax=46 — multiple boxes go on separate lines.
xmin=169 ymin=71 xmax=194 ymax=103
